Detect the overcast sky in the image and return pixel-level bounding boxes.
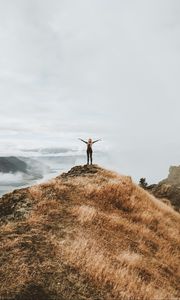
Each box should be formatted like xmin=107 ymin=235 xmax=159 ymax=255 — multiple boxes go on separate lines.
xmin=0 ymin=0 xmax=180 ymax=182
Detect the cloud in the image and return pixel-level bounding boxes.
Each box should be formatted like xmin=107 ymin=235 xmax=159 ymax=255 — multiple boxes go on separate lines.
xmin=0 ymin=0 xmax=180 ymax=181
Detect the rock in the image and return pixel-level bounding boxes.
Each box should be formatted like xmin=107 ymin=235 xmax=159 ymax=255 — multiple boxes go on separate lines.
xmin=60 ymin=164 xmax=101 ymax=178
xmin=147 ymin=166 xmax=180 ymax=212
xmin=151 ymin=183 xmax=180 ymax=212
xmin=161 ymin=165 xmax=180 ymax=185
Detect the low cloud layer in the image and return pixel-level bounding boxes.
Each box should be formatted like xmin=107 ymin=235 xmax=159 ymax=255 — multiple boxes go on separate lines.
xmin=0 ymin=0 xmax=180 ymax=182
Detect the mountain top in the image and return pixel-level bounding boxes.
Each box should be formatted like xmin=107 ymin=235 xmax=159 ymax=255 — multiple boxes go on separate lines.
xmin=0 ymin=165 xmax=180 ymax=300
xmin=60 ymin=164 xmax=101 ymax=177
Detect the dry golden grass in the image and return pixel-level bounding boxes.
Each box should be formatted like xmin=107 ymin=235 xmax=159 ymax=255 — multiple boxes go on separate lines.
xmin=0 ymin=165 xmax=180 ymax=299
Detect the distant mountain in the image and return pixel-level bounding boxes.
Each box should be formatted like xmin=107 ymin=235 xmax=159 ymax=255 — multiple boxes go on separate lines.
xmin=0 ymin=157 xmax=28 ymax=173
xmin=0 ymin=157 xmax=50 ymax=196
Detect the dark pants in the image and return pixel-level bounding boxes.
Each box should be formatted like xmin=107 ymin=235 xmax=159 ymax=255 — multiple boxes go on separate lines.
xmin=87 ymin=149 xmax=93 ymax=165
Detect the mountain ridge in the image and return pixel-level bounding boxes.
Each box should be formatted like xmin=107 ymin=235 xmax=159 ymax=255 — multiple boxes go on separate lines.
xmin=0 ymin=165 xmax=180 ymax=300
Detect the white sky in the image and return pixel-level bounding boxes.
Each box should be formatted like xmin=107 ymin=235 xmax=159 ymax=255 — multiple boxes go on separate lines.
xmin=0 ymin=0 xmax=180 ymax=183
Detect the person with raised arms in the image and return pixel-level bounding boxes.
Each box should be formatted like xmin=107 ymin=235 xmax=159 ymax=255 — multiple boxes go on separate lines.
xmin=79 ymin=138 xmax=101 ymax=165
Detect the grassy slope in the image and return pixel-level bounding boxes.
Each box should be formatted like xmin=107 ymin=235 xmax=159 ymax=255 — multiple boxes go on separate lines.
xmin=0 ymin=165 xmax=180 ymax=300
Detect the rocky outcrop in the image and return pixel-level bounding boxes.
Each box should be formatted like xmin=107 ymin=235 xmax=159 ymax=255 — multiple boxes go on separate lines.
xmin=147 ymin=166 xmax=180 ymax=212
xmin=60 ymin=164 xmax=100 ymax=178
xmin=162 ymin=166 xmax=180 ymax=185
xmin=149 ymin=184 xmax=180 ymax=211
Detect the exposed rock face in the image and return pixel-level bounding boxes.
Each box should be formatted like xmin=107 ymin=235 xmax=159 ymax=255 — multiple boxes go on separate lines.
xmin=148 ymin=166 xmax=180 ymax=212
xmin=162 ymin=166 xmax=180 ymax=185
xmin=150 ymin=184 xmax=180 ymax=211
xmin=0 ymin=165 xmax=180 ymax=300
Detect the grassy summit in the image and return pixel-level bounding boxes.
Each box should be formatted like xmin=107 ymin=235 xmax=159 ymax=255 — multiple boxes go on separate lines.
xmin=0 ymin=165 xmax=180 ymax=300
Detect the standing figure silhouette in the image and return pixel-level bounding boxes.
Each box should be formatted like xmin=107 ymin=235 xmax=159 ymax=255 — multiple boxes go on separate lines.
xmin=79 ymin=138 xmax=101 ymax=165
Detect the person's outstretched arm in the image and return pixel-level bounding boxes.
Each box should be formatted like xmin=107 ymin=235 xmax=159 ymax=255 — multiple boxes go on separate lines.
xmin=78 ymin=138 xmax=87 ymax=144
xmin=92 ymin=139 xmax=101 ymax=144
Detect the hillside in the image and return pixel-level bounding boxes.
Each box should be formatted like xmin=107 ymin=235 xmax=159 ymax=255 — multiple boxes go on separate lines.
xmin=0 ymin=165 xmax=180 ymax=300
